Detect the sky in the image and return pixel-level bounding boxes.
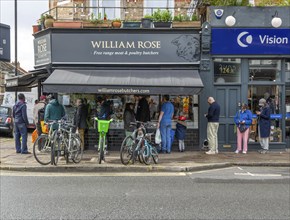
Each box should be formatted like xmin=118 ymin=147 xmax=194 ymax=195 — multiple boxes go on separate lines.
xmin=0 ymin=0 xmax=48 ymax=71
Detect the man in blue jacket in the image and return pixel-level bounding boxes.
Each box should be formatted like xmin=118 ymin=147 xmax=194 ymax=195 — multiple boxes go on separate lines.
xmin=205 ymin=97 xmax=220 ymax=155
xmin=13 ymin=93 xmax=30 ymax=154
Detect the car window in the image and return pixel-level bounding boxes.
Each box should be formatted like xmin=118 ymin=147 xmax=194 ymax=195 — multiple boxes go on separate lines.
xmin=0 ymin=107 xmax=9 ymax=114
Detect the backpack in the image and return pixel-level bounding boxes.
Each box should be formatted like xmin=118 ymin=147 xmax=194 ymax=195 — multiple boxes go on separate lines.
xmin=38 ymin=104 xmax=46 ymax=123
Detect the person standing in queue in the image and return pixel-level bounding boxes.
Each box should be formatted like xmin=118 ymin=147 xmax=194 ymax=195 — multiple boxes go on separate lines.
xmin=204 ymin=97 xmax=220 ymax=155
xmin=234 ymin=103 xmax=252 ymax=154
xmin=157 ymin=95 xmax=174 ymax=154
xmin=75 ymin=98 xmax=88 ymax=151
xmin=256 ymin=98 xmax=271 ymax=154
xmin=44 ymin=95 xmax=66 ymax=130
xmin=13 ymin=93 xmax=30 ymax=154
xmin=136 ymin=95 xmax=150 ymax=123
xmin=123 ymin=102 xmax=136 ymax=137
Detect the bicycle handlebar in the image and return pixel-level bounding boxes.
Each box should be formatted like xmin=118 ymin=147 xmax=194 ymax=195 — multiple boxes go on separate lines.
xmin=93 ymin=117 xmax=113 ymax=122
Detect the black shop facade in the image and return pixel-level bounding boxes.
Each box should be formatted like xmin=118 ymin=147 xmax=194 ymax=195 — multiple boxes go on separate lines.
xmin=33 ymin=28 xmax=203 ymax=151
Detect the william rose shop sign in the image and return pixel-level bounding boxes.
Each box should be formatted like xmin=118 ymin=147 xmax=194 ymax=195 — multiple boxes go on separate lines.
xmin=34 ymin=30 xmax=200 ymax=67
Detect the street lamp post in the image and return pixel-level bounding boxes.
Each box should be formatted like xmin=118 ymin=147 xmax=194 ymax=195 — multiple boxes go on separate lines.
xmin=14 ymin=0 xmax=17 ymax=102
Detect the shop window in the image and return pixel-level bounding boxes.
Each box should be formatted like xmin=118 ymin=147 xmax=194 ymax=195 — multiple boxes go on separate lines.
xmin=285 ymin=61 xmax=290 ymax=142
xmin=248 ymin=85 xmax=282 ymax=143
xmin=58 ymin=94 xmax=199 ymax=130
xmin=213 ymin=58 xmax=241 ymax=83
xmin=249 ymin=59 xmax=281 ymax=82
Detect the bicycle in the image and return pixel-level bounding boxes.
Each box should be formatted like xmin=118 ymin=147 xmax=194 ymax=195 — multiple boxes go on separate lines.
xmin=94 ymin=117 xmax=113 ymax=164
xmin=140 ymin=132 xmax=159 ymax=165
xmin=120 ymin=121 xmax=151 ymax=165
xmin=33 ymin=121 xmax=57 ymax=165
xmin=52 ymin=121 xmax=83 ymax=165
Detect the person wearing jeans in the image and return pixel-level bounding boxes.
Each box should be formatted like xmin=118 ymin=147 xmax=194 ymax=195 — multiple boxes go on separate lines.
xmin=13 ymin=93 xmax=30 ymax=154
xmin=157 ymin=95 xmax=174 ymax=153
xmin=234 ymin=103 xmax=253 ymax=154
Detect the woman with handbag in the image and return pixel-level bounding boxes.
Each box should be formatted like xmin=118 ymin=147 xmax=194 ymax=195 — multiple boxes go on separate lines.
xmin=234 ymin=103 xmax=253 ymax=154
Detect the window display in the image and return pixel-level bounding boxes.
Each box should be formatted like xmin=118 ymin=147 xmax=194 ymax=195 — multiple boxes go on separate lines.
xmin=58 ymin=94 xmax=199 ymax=130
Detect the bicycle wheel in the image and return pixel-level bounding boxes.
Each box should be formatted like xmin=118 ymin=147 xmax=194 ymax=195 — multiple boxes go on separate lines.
xmin=52 ymin=134 xmax=61 ymax=166
xmin=98 ymin=137 xmax=104 ymax=164
xmin=120 ymin=136 xmax=134 ymax=165
xmin=33 ymin=134 xmax=51 ymax=165
xmin=141 ymin=144 xmax=151 ymax=165
xmin=71 ymin=135 xmax=83 ymax=164
xmin=151 ymin=146 xmax=159 ymax=164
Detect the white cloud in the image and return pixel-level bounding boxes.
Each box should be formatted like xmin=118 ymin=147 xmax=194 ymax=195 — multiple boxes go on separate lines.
xmin=0 ymin=0 xmax=48 ymax=71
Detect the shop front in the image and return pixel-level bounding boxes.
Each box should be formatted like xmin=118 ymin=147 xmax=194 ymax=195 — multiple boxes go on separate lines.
xmin=33 ymin=28 xmax=203 ymax=151
xmin=199 ymin=6 xmax=290 ymax=150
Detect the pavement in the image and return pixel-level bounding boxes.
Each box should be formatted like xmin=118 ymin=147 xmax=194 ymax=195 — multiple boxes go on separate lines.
xmin=1 ymin=135 xmax=290 ymax=173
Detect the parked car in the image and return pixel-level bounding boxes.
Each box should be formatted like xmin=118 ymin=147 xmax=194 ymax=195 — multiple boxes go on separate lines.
xmin=0 ymin=105 xmax=14 ymax=137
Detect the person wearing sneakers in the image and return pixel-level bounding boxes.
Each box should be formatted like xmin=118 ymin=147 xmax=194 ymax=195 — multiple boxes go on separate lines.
xmin=204 ymin=97 xmax=220 ymax=155
xmin=234 ymin=103 xmax=252 ymax=154
xmin=256 ymin=98 xmax=271 ymax=154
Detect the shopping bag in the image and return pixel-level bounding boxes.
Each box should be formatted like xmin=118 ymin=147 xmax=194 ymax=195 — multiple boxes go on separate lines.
xmin=155 ymin=129 xmax=161 ymax=144
xmin=32 ymin=129 xmax=38 ymax=143
xmin=40 ymin=121 xmax=49 ymax=134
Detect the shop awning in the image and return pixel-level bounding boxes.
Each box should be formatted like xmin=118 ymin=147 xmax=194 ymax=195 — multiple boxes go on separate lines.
xmin=43 ymin=69 xmax=203 ymax=95
xmin=5 ymin=69 xmax=49 ymax=92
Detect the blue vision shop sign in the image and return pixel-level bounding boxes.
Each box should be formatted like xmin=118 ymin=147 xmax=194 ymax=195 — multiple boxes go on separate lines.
xmin=211 ymin=28 xmax=290 ymax=55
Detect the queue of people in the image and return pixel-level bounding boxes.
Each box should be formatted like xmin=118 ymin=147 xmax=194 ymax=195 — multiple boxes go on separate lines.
xmin=13 ymin=93 xmax=272 ymax=156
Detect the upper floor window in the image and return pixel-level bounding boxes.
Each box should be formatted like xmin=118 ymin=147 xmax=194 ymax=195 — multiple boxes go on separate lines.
xmin=144 ymin=0 xmax=174 ymax=16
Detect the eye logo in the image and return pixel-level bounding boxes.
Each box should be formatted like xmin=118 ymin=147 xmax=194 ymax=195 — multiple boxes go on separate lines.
xmin=237 ymin=32 xmax=253 ymax=47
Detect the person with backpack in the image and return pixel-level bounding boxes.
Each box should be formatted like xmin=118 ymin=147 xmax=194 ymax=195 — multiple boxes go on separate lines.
xmin=33 ymin=95 xmax=47 ymax=136
xmin=44 ymin=95 xmax=66 ymax=130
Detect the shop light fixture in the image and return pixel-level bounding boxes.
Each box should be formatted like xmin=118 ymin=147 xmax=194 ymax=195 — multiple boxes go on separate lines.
xmin=225 ymin=11 xmax=236 ymax=27
xmin=271 ymin=11 xmax=282 ymax=28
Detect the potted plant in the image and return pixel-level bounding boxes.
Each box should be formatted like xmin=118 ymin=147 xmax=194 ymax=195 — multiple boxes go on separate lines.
xmin=83 ymin=13 xmax=111 ymax=28
xmin=44 ymin=14 xmax=54 ymax=28
xmin=152 ymin=9 xmax=172 ymax=28
xmin=172 ymin=13 xmax=200 ymax=28
xmin=122 ymin=20 xmax=141 ymax=28
xmin=141 ymin=14 xmax=153 ymax=28
xmin=112 ymin=18 xmax=122 ymax=28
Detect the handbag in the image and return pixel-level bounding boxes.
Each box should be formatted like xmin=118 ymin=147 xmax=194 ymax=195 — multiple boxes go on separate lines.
xmin=238 ymin=124 xmax=248 ymax=133
xmin=155 ymin=128 xmax=161 ymax=144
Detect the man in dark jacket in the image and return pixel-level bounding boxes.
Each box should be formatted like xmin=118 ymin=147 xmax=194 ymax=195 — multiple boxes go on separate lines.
xmin=13 ymin=93 xmax=30 ymax=154
xmin=205 ymin=97 xmax=220 ymax=155
xmin=256 ymin=98 xmax=271 ymax=154
xmin=75 ymin=98 xmax=88 ymax=150
xmin=136 ymin=96 xmax=150 ymax=122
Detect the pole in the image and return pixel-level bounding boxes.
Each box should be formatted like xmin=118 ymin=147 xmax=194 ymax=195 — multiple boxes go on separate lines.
xmin=14 ymin=0 xmax=18 ymax=102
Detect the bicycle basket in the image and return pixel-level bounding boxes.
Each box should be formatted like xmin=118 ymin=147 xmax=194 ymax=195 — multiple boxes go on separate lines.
xmin=97 ymin=120 xmax=111 ymax=133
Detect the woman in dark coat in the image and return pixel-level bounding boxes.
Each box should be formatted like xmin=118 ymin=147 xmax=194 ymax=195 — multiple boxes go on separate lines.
xmin=123 ymin=102 xmax=136 ymax=137
xmin=256 ymin=98 xmax=271 ymax=154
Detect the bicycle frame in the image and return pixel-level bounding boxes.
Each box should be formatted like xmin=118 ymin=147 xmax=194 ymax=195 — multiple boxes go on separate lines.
xmin=94 ymin=117 xmax=113 ymax=164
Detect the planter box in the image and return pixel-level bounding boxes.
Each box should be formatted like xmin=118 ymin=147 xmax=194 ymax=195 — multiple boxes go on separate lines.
xmin=172 ymin=21 xmax=201 ymax=28
xmin=82 ymin=21 xmax=111 ymax=28
xmin=53 ymin=21 xmax=82 ymax=28
xmin=122 ymin=22 xmax=141 ymax=28
xmin=153 ymin=22 xmax=172 ymax=28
